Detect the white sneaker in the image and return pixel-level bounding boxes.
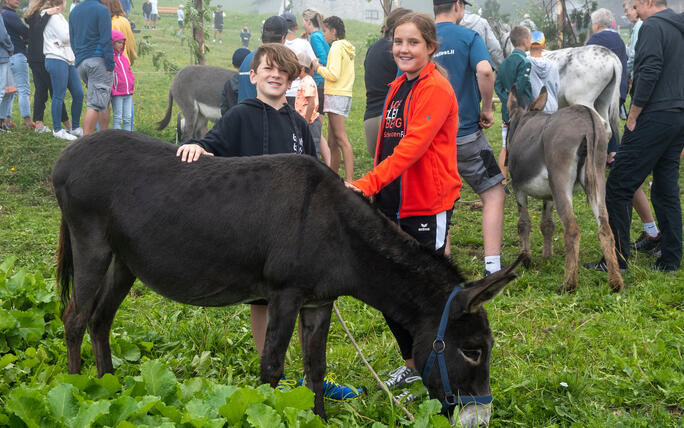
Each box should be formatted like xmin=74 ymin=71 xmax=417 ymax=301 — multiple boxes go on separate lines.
xmin=53 ymin=129 xmax=78 ymax=141
xmin=35 ymin=125 xmax=51 ymax=133
xmin=69 ymin=127 xmax=83 ymax=137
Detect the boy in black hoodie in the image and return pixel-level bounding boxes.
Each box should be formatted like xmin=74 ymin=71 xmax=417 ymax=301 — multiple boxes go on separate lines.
xmin=177 ymin=43 xmax=315 ymax=161
xmin=177 ymin=43 xmax=366 ymax=400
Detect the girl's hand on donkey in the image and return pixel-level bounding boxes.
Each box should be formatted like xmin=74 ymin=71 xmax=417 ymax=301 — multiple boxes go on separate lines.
xmin=176 ymin=144 xmax=214 ymax=163
xmin=345 ymin=181 xmax=362 ymax=194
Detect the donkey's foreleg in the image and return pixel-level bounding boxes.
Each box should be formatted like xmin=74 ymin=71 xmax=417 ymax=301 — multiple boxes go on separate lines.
xmin=299 ymin=302 xmax=333 ymax=419
xmin=541 ymin=200 xmax=555 ymax=259
xmin=553 ymin=193 xmax=580 ymax=292
xmin=87 ymin=256 xmax=136 ymax=376
xmin=515 ymin=191 xmax=532 ymax=267
xmin=260 ymin=291 xmax=302 ymax=388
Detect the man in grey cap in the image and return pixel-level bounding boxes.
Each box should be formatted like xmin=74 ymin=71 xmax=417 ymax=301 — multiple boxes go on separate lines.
xmin=237 ymin=16 xmax=288 ymax=102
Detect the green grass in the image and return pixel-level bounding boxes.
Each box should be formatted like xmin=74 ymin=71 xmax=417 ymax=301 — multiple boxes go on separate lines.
xmin=0 ymin=6 xmax=682 ymax=426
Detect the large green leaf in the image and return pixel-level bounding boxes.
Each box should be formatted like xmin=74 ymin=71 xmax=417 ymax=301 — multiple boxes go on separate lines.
xmin=0 ymin=352 xmax=18 ymax=369
xmin=0 ymin=308 xmax=17 ymax=329
xmin=13 ymin=309 xmax=46 ymax=343
xmin=6 ymin=386 xmax=53 ymax=428
xmin=203 ymin=384 xmax=237 ymax=410
xmin=218 ymin=387 xmax=265 ymax=425
xmin=154 ymin=401 xmax=183 ymax=424
xmin=99 ymin=395 xmax=138 ymax=426
xmin=72 ymin=400 xmax=111 ymax=428
xmin=47 ymin=384 xmax=79 ymax=420
xmin=245 ymin=402 xmax=283 ymax=428
xmin=95 ymin=373 xmax=122 ymax=397
xmin=141 ymin=361 xmax=177 ymax=403
xmin=282 ymin=408 xmax=325 ymax=428
xmin=273 ymin=386 xmax=314 ymax=413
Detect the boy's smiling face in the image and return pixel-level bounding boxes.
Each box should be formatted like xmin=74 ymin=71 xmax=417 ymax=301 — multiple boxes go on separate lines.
xmin=249 ymin=56 xmax=291 ymax=107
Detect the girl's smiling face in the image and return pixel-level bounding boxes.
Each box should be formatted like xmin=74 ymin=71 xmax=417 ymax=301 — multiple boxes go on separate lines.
xmin=392 ymin=22 xmax=434 ymax=80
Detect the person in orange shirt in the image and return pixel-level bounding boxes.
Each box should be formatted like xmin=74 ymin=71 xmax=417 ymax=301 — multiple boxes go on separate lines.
xmin=348 ymin=12 xmax=461 ymax=390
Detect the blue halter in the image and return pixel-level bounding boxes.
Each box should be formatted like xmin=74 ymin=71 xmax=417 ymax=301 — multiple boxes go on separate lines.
xmin=421 ymin=285 xmax=494 ymax=412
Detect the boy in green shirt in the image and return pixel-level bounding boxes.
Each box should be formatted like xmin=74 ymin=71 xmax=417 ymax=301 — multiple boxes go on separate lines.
xmin=494 ymin=26 xmax=532 ymax=182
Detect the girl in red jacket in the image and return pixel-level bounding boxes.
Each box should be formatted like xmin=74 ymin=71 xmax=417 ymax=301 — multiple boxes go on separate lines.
xmin=349 ymin=12 xmax=461 ymax=389
xmin=111 ymin=30 xmax=134 ymax=131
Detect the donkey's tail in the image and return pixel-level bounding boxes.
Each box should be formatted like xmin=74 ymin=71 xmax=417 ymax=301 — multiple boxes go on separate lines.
xmin=56 ymin=218 xmax=73 ymax=315
xmin=605 ymin=59 xmax=621 ymax=142
xmin=583 ymin=106 xmax=605 ymax=204
xmin=156 ymin=90 xmax=174 ymax=131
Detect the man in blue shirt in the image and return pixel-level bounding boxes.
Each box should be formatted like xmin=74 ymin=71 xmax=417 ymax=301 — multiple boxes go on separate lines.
xmin=237 ymin=16 xmax=288 ymax=103
xmin=433 ymin=0 xmax=506 ymax=276
xmin=69 ymin=0 xmax=113 ymax=135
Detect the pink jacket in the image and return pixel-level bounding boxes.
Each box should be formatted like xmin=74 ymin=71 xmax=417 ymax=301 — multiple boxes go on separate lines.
xmin=112 ymin=30 xmax=134 ymax=96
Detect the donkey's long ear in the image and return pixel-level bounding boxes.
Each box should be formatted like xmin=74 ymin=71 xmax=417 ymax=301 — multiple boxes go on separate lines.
xmin=529 ymin=86 xmax=548 ymax=112
xmin=460 ymin=255 xmax=524 ymax=313
xmin=507 ymin=84 xmax=519 ymax=115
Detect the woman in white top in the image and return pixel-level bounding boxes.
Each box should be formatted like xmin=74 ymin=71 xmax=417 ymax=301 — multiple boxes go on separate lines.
xmin=42 ymin=0 xmax=83 ymax=140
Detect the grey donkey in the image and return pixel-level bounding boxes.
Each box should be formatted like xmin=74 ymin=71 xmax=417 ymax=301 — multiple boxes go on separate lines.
xmin=506 ymin=86 xmax=623 ymax=293
xmin=157 ymin=65 xmax=237 ymax=141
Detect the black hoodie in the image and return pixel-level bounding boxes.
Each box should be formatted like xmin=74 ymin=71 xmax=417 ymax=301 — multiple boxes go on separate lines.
xmin=189 ymin=98 xmax=316 ymax=158
xmin=631 ymin=8 xmax=684 ymax=113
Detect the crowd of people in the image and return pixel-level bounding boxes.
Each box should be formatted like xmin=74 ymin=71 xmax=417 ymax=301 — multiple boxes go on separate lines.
xmin=0 ymin=0 xmax=136 ymax=138
xmin=1 ymin=0 xmax=682 ymax=406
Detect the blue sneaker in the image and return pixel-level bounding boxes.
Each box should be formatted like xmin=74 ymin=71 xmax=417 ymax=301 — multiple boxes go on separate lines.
xmin=276 ymin=376 xmax=296 ymax=391
xmin=298 ymin=373 xmax=364 ymax=401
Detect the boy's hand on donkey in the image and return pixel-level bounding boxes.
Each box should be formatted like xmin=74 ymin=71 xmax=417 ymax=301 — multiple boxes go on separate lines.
xmin=176 ymin=144 xmax=214 ymax=163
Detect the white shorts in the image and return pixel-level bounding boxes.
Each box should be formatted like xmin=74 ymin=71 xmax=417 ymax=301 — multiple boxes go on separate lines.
xmin=324 ymin=94 xmax=351 ymax=117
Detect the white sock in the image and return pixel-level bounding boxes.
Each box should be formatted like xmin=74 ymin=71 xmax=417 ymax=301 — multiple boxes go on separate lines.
xmin=501 ymin=126 xmax=508 ymax=147
xmin=484 ymin=256 xmax=501 ymax=273
xmin=643 ymin=222 xmax=659 ymax=237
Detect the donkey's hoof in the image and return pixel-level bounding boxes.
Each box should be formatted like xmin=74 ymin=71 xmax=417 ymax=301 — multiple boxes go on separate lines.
xmin=557 ymin=282 xmax=577 ymax=294
xmin=609 ymin=279 xmax=624 ymax=293
xmin=520 ymin=252 xmax=532 ymax=268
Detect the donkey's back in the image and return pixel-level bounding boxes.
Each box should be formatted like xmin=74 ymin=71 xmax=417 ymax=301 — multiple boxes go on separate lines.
xmin=53 ymin=130 xmax=345 ymax=306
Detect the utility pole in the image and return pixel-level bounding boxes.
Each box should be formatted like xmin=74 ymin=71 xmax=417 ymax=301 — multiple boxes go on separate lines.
xmin=557 ymin=0 xmax=564 ymax=46
xmin=192 ymin=0 xmax=206 ymax=64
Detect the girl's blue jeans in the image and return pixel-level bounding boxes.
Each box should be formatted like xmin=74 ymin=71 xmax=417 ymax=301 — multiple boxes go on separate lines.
xmin=111 ymin=94 xmax=133 ymax=131
xmin=2 ymin=53 xmax=32 ymax=119
xmin=45 ymin=58 xmax=83 ymax=131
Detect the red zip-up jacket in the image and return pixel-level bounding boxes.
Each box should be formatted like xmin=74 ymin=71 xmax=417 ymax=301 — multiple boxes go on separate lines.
xmin=353 ymin=61 xmax=461 ymax=218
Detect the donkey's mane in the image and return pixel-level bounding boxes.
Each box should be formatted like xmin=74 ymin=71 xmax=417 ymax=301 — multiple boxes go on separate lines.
xmin=338 ymin=185 xmax=466 ymax=290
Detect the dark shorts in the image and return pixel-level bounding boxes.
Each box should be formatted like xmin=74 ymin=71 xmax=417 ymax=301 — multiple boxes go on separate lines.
xmin=150 ymin=13 xmax=159 ymax=21
xmin=178 ymin=20 xmax=184 ymax=28
xmin=394 ymin=209 xmax=453 ymax=255
xmin=309 ymin=116 xmax=322 ymax=157
xmin=215 ymin=25 xmax=223 ymax=32
xmin=317 ymin=82 xmax=325 ymax=115
xmin=457 ymin=130 xmax=504 ymax=194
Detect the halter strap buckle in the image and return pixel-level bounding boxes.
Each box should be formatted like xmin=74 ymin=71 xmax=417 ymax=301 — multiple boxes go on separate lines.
xmin=421 ymin=284 xmax=494 ymax=411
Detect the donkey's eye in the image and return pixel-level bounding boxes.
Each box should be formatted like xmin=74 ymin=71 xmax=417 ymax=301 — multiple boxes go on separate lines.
xmin=461 ymin=349 xmax=482 ymax=364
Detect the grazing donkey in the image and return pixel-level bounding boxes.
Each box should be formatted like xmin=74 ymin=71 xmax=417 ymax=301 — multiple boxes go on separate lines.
xmin=506 ymin=87 xmax=623 ymax=293
xmin=53 ymin=131 xmax=521 ymax=426
xmin=157 ymin=65 xmax=236 ymax=141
